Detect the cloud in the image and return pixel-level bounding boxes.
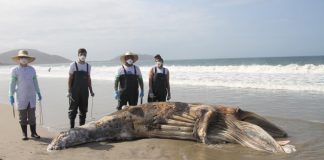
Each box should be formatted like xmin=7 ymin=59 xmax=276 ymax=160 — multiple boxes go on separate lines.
xmin=0 ymin=0 xmax=216 ymax=59
xmin=0 ymin=0 xmax=323 ymax=59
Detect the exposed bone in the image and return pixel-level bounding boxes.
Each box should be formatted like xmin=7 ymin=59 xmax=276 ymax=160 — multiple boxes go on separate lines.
xmin=180 ymin=113 xmax=196 ymax=120
xmin=170 ymin=115 xmax=196 ymax=123
xmin=195 ymin=110 xmax=214 ymax=144
xmin=166 ymin=119 xmax=194 ymax=127
xmin=277 ymin=140 xmax=290 ymax=146
xmin=160 ymin=125 xmax=193 ymax=132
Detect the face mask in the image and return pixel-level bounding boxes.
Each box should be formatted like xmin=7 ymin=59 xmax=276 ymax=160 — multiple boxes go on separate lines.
xmin=126 ymin=59 xmax=133 ymax=65
xmin=156 ymin=61 xmax=163 ymax=67
xmin=79 ymin=55 xmax=86 ymax=62
xmin=19 ymin=58 xmax=29 ymax=65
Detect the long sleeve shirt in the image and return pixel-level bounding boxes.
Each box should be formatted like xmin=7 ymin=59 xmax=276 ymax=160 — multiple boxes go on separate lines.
xmin=9 ymin=65 xmax=40 ymax=110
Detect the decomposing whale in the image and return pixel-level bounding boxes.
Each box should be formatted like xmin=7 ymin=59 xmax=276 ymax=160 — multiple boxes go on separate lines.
xmin=47 ymin=102 xmax=296 ymax=153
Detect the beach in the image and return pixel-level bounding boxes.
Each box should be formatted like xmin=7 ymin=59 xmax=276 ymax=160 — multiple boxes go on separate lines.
xmin=1 ymin=78 xmax=324 ymax=160
xmin=1 ymin=57 xmax=324 ymax=160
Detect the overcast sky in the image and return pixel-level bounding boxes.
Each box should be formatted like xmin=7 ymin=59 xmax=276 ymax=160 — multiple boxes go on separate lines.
xmin=0 ymin=0 xmax=323 ymax=60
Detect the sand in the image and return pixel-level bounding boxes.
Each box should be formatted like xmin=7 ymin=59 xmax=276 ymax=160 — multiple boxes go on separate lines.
xmin=0 ymin=103 xmax=203 ymax=160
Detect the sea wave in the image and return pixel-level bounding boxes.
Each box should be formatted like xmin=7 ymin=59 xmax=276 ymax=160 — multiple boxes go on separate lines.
xmin=1 ymin=64 xmax=324 ymax=92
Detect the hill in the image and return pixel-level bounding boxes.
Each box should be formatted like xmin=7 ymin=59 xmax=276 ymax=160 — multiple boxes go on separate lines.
xmin=0 ymin=49 xmax=71 ymax=65
xmin=109 ymin=54 xmax=155 ymax=62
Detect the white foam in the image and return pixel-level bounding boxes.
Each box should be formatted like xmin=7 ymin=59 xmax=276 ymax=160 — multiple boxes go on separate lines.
xmin=1 ymin=64 xmax=324 ymax=92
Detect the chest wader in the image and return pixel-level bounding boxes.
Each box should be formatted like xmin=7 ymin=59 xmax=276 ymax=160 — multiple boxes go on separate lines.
xmin=148 ymin=67 xmax=167 ymax=102
xmin=68 ymin=62 xmax=89 ymax=128
xmin=117 ymin=65 xmax=139 ymax=110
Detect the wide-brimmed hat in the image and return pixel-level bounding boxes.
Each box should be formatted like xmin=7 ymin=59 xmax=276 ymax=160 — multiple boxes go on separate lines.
xmin=12 ymin=50 xmax=36 ymax=63
xmin=120 ymin=51 xmax=138 ymax=64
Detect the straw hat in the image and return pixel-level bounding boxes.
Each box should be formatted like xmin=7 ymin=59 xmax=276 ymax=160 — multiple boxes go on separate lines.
xmin=12 ymin=50 xmax=35 ymax=63
xmin=120 ymin=51 xmax=138 ymax=64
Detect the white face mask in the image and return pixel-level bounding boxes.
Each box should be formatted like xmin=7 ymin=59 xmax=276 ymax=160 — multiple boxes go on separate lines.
xmin=79 ymin=55 xmax=86 ymax=62
xmin=156 ymin=61 xmax=163 ymax=67
xmin=126 ymin=59 xmax=133 ymax=65
xmin=19 ymin=58 xmax=29 ymax=65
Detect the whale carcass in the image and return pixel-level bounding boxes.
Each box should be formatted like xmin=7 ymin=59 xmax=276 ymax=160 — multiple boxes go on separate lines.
xmin=47 ymin=102 xmax=296 ymax=153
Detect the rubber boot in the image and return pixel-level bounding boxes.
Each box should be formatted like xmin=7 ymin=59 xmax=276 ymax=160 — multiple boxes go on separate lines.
xmin=30 ymin=125 xmax=41 ymax=139
xmin=70 ymin=120 xmax=75 ymax=129
xmin=20 ymin=125 xmax=29 ymax=140
xmin=79 ymin=117 xmax=86 ymax=126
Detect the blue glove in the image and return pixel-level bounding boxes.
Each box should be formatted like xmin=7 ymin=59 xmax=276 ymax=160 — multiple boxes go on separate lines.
xmin=37 ymin=92 xmax=42 ymax=101
xmin=140 ymin=90 xmax=144 ymax=98
xmin=9 ymin=96 xmax=14 ymax=105
xmin=114 ymin=91 xmax=120 ymax=100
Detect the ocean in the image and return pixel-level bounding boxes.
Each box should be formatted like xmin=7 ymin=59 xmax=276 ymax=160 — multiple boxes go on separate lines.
xmin=2 ymin=55 xmax=323 ymax=92
xmin=0 ymin=55 xmax=324 ymax=159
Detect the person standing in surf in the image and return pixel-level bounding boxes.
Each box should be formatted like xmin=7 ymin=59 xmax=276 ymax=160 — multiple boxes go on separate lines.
xmin=148 ymin=54 xmax=171 ymax=102
xmin=9 ymin=50 xmax=42 ymax=140
xmin=114 ymin=51 xmax=144 ymax=110
xmin=67 ymin=48 xmax=95 ymax=128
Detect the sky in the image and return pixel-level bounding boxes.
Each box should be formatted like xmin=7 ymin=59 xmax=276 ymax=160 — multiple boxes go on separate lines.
xmin=0 ymin=0 xmax=323 ymax=61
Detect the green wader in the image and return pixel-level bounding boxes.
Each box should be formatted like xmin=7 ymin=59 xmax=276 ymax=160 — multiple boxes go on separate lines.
xmin=148 ymin=67 xmax=167 ymax=102
xmin=117 ymin=65 xmax=139 ymax=110
xmin=69 ymin=62 xmax=89 ymax=128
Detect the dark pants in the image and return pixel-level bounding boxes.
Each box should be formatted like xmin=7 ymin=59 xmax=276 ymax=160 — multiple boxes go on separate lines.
xmin=68 ymin=91 xmax=88 ymax=122
xmin=18 ymin=103 xmax=36 ymax=125
xmin=148 ymin=94 xmax=166 ymax=102
xmin=117 ymin=90 xmax=138 ymax=110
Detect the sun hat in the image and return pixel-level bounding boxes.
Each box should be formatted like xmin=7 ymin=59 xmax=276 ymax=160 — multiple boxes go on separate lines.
xmin=12 ymin=50 xmax=35 ymax=63
xmin=120 ymin=51 xmax=138 ymax=64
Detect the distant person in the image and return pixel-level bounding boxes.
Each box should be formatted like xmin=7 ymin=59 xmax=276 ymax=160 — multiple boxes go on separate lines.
xmin=67 ymin=48 xmax=95 ymax=128
xmin=148 ymin=54 xmax=171 ymax=102
xmin=9 ymin=50 xmax=42 ymax=140
xmin=114 ymin=51 xmax=144 ymax=110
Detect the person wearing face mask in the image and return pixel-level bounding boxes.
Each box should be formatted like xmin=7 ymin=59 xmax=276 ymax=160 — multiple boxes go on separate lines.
xmin=9 ymin=50 xmax=42 ymax=140
xmin=148 ymin=54 xmax=171 ymax=102
xmin=114 ymin=51 xmax=144 ymax=110
xmin=67 ymin=48 xmax=95 ymax=128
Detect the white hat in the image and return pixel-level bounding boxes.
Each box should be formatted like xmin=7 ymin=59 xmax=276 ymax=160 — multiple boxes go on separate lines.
xmin=12 ymin=50 xmax=35 ymax=63
xmin=120 ymin=51 xmax=138 ymax=64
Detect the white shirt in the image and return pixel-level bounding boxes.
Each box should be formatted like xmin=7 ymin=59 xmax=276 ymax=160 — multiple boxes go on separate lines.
xmin=11 ymin=65 xmax=37 ymax=110
xmin=152 ymin=66 xmax=169 ymax=75
xmin=117 ymin=65 xmax=142 ymax=77
xmin=69 ymin=61 xmax=91 ymax=75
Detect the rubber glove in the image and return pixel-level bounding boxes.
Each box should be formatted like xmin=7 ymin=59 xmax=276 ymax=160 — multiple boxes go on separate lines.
xmin=140 ymin=90 xmax=144 ymax=98
xmin=9 ymin=96 xmax=14 ymax=105
xmin=114 ymin=91 xmax=120 ymax=100
xmin=37 ymin=92 xmax=42 ymax=101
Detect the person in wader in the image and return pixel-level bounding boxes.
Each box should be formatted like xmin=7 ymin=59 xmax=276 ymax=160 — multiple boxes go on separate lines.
xmin=114 ymin=52 xmax=144 ymax=110
xmin=9 ymin=50 xmax=42 ymax=140
xmin=67 ymin=48 xmax=95 ymax=128
xmin=148 ymin=54 xmax=171 ymax=102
